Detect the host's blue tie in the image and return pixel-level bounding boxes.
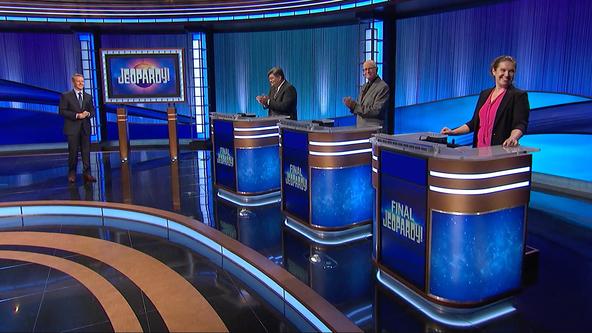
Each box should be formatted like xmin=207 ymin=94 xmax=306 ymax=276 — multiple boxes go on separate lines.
xmin=78 ymin=92 xmax=83 ymax=109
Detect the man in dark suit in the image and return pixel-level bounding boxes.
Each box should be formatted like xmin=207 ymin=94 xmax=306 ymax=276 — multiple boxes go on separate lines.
xmin=343 ymin=60 xmax=390 ymax=128
xmin=59 ymin=73 xmax=96 ymax=183
xmin=256 ymin=67 xmax=297 ymax=120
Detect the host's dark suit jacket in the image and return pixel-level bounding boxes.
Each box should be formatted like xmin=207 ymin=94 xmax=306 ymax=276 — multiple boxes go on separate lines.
xmin=265 ymin=80 xmax=297 ymax=120
xmin=59 ymin=90 xmax=95 ymax=136
xmin=466 ymin=85 xmax=530 ymax=147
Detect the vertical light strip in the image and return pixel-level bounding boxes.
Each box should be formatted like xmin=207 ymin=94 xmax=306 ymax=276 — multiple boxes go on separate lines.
xmin=191 ymin=32 xmax=210 ymax=140
xmin=78 ymin=32 xmax=104 ymax=199
xmin=363 ymin=19 xmax=383 ymax=78
xmin=77 ymin=33 xmax=101 ymax=143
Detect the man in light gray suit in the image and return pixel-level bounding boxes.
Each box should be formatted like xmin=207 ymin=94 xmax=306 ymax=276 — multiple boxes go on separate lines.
xmin=343 ymin=60 xmax=390 ymax=128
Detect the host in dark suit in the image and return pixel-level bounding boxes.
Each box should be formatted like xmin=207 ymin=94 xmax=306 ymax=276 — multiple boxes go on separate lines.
xmin=441 ymin=55 xmax=530 ymax=147
xmin=59 ymin=73 xmax=96 ymax=183
xmin=256 ymin=67 xmax=297 ymax=120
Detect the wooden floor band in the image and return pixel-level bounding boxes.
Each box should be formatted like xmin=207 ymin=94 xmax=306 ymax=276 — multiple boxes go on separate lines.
xmin=0 ymin=250 xmax=142 ymax=333
xmin=0 ymin=232 xmax=228 ymax=333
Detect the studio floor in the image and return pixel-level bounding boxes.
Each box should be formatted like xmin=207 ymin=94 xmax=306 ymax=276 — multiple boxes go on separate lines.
xmin=0 ymin=149 xmax=590 ymax=332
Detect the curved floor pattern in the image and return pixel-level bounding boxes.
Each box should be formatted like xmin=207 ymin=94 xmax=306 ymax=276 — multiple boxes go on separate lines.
xmin=0 ymin=250 xmax=142 ymax=332
xmin=2 ymin=150 xmax=590 ymax=332
xmin=0 ymin=231 xmax=228 ymax=333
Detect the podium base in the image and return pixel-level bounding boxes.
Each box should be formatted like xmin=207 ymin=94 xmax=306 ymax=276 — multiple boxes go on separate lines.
xmin=376 ymin=269 xmax=515 ymax=327
xmin=217 ymin=188 xmax=280 ymax=207
xmin=284 ymin=217 xmax=371 ymax=245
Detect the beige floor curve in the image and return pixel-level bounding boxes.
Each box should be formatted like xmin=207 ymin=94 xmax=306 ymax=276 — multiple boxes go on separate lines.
xmin=0 ymin=250 xmax=143 ymax=332
xmin=0 ymin=232 xmax=228 ymax=333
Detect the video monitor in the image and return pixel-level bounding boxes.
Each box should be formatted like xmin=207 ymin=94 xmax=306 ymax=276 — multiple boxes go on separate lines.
xmin=100 ymin=48 xmax=185 ymax=103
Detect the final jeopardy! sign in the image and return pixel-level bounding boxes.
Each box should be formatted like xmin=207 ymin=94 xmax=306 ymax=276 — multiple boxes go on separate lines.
xmin=281 ymin=129 xmax=309 ymax=222
xmin=379 ymin=150 xmax=427 ymax=290
xmin=213 ymin=120 xmax=236 ymax=191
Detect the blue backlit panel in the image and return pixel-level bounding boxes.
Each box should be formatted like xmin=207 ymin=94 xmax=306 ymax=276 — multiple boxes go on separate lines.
xmin=282 ymin=129 xmax=309 ymax=222
xmin=311 ymin=165 xmax=373 ymax=227
xmin=381 ymin=150 xmax=427 ymax=186
xmin=213 ymin=120 xmax=236 ymax=190
xmin=521 ymin=134 xmax=592 ymax=182
xmin=379 ymin=169 xmax=427 ymax=290
xmin=429 ymin=206 xmax=525 ymax=303
xmin=237 ymin=145 xmax=280 ymax=193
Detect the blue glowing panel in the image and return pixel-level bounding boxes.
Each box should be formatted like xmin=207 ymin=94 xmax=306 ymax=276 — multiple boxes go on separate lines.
xmin=520 ymin=134 xmax=592 ymax=182
xmin=527 ymin=92 xmax=590 ymax=109
xmin=332 ymin=115 xmax=356 ymax=127
xmin=395 ymin=0 xmax=592 ymax=108
xmin=236 ymin=145 xmax=280 ymax=194
xmin=530 ymin=190 xmax=592 ymax=230
xmin=429 ymin=206 xmax=525 ymax=303
xmin=282 ymin=130 xmax=309 ymax=222
xmin=311 ymin=165 xmax=373 ymax=227
xmin=0 ymin=109 xmax=64 ymax=144
xmin=528 ymin=101 xmax=592 ymax=134
xmin=381 ymin=150 xmax=427 ymax=186
xmin=213 ymin=120 xmax=236 ymax=190
xmin=394 ymin=93 xmax=592 ymax=146
xmin=379 ymin=171 xmax=427 ymax=290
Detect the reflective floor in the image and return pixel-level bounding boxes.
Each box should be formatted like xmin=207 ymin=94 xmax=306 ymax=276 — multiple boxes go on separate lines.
xmin=0 ymin=149 xmax=591 ymax=332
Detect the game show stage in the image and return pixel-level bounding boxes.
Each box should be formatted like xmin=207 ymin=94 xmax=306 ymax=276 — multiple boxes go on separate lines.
xmin=0 ymin=149 xmax=590 ymax=332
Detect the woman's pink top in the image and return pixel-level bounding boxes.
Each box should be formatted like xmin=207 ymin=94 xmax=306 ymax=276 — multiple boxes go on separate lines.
xmin=477 ymin=88 xmax=506 ymax=147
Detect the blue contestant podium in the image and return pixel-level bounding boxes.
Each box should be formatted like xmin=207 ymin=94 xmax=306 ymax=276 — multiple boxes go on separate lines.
xmin=372 ymin=132 xmax=538 ymax=326
xmin=279 ymin=120 xmax=381 ymax=241
xmin=211 ymin=113 xmax=288 ymax=203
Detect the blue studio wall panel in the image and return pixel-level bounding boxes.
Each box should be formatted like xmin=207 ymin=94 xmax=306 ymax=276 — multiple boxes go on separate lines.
xmin=395 ymin=0 xmax=592 ymax=107
xmin=394 ymin=0 xmax=592 ymax=181
xmin=0 ymin=32 xmax=80 ymax=145
xmin=214 ymin=24 xmax=363 ymax=120
xmin=0 ymin=32 xmax=79 ymax=103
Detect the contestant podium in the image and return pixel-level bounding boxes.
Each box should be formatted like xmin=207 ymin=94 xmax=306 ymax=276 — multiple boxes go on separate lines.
xmin=211 ymin=113 xmax=288 ymax=203
xmin=279 ymin=119 xmax=381 ymax=242
xmin=372 ymin=132 xmax=538 ymax=326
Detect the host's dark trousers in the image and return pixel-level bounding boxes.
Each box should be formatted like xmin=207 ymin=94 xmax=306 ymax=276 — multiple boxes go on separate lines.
xmin=67 ymin=128 xmax=91 ymax=174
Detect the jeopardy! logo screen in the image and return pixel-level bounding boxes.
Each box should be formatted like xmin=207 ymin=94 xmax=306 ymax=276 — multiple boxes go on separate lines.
xmin=101 ymin=49 xmax=185 ymax=103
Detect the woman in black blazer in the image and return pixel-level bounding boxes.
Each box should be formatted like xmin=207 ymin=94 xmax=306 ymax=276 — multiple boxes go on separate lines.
xmin=441 ymin=56 xmax=530 ymax=147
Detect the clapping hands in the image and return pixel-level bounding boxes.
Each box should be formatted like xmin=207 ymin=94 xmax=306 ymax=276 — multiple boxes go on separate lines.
xmin=256 ymin=95 xmax=269 ymax=106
